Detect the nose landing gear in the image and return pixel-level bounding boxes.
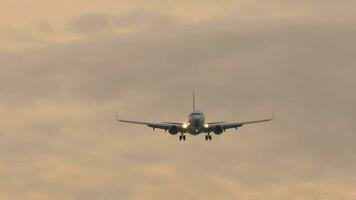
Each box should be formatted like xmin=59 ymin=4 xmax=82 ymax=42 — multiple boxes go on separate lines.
xmin=179 ymin=135 xmax=186 ymax=141
xmin=205 ymin=134 xmax=212 ymax=141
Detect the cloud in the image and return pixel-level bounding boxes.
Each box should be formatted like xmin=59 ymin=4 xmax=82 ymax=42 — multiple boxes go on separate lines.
xmin=0 ymin=20 xmax=57 ymax=50
xmin=1 ymin=3 xmax=356 ymax=199
xmin=35 ymin=20 xmax=55 ymax=34
xmin=66 ymin=12 xmax=183 ymax=36
xmin=67 ymin=13 xmax=115 ymax=34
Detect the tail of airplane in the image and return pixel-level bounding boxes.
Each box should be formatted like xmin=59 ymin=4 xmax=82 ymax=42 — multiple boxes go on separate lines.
xmin=193 ymin=90 xmax=196 ymax=110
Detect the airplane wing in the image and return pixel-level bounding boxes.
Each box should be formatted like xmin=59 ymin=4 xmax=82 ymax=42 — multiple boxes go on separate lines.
xmin=207 ymin=121 xmax=226 ymax=125
xmin=115 ymin=111 xmax=182 ymax=131
xmin=208 ymin=110 xmax=275 ymax=131
xmin=162 ymin=122 xmax=184 ymax=125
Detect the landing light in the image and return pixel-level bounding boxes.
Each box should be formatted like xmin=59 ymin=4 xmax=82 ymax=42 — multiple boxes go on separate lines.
xmin=183 ymin=123 xmax=188 ymax=129
xmin=204 ymin=123 xmax=209 ymax=128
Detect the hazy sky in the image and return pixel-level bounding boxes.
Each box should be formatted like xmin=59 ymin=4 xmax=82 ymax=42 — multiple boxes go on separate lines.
xmin=1 ymin=1 xmax=356 ymax=199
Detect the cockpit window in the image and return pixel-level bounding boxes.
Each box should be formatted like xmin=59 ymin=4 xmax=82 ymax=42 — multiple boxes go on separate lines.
xmin=192 ymin=113 xmax=201 ymax=115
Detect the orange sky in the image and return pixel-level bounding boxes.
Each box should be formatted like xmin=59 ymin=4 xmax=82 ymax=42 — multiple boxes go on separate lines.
xmin=1 ymin=1 xmax=356 ymax=199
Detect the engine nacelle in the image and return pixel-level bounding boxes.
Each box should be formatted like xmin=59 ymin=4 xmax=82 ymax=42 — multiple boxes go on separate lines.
xmin=213 ymin=125 xmax=224 ymax=135
xmin=168 ymin=126 xmax=179 ymax=135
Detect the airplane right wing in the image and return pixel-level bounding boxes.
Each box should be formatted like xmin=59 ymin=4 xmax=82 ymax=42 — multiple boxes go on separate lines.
xmin=115 ymin=111 xmax=183 ymax=131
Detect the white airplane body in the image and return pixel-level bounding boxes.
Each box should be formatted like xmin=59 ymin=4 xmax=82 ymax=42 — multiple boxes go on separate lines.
xmin=115 ymin=92 xmax=274 ymax=141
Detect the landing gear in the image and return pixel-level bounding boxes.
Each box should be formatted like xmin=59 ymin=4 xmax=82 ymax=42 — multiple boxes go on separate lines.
xmin=205 ymin=134 xmax=212 ymax=141
xmin=179 ymin=135 xmax=186 ymax=141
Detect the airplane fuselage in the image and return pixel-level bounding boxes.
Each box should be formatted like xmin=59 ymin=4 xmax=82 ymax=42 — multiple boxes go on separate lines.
xmin=187 ymin=110 xmax=205 ymax=135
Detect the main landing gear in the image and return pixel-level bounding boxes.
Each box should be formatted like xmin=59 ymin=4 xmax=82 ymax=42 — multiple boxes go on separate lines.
xmin=179 ymin=135 xmax=186 ymax=141
xmin=178 ymin=134 xmax=212 ymax=141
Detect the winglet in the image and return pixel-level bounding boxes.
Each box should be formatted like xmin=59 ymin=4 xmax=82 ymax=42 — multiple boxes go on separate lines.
xmin=114 ymin=109 xmax=121 ymax=122
xmin=271 ymin=108 xmax=275 ymax=120
xmin=193 ymin=90 xmax=196 ymax=110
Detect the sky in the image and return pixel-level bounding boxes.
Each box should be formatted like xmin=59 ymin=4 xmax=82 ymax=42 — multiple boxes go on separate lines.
xmin=1 ymin=1 xmax=356 ymax=199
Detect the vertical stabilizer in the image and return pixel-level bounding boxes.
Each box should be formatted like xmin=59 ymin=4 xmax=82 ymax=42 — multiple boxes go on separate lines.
xmin=193 ymin=90 xmax=196 ymax=110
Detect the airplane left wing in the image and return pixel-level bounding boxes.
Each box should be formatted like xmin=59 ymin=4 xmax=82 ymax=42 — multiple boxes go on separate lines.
xmin=218 ymin=118 xmax=272 ymax=130
xmin=207 ymin=110 xmax=275 ymax=132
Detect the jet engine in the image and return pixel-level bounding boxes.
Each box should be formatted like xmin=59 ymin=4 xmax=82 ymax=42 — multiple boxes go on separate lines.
xmin=213 ymin=125 xmax=224 ymax=135
xmin=168 ymin=125 xmax=179 ymax=135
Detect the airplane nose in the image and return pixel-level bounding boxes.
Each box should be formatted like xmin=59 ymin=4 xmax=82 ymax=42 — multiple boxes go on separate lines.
xmin=192 ymin=118 xmax=200 ymax=128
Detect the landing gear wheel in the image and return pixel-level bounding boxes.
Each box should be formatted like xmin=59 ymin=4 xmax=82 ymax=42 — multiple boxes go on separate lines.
xmin=179 ymin=135 xmax=186 ymax=141
xmin=205 ymin=135 xmax=212 ymax=141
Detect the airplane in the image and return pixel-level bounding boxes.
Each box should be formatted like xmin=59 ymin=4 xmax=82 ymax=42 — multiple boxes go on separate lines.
xmin=115 ymin=92 xmax=274 ymax=141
